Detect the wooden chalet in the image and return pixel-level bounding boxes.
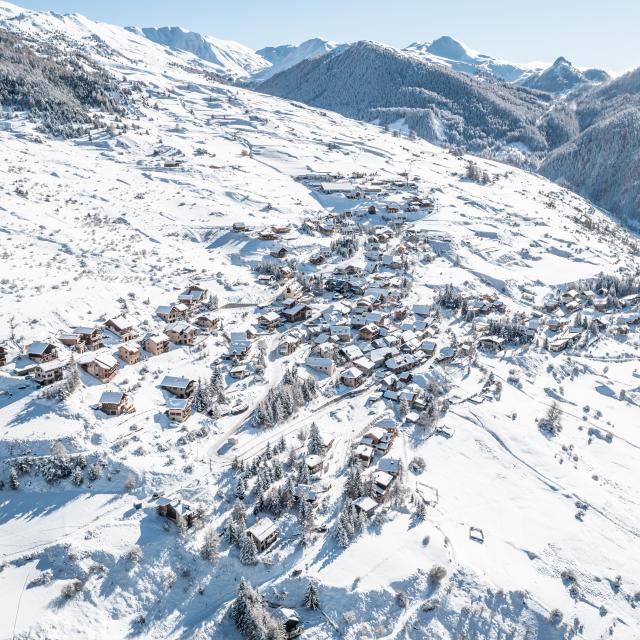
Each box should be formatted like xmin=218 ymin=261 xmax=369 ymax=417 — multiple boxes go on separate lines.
xmin=33 ymin=359 xmax=64 ymax=385
xmin=156 ymin=304 xmax=188 ymax=323
xmin=164 ymin=321 xmax=198 ymax=346
xmin=144 ymin=333 xmax=170 ymax=356
xmin=83 ymin=353 xmax=119 ymax=382
xmin=104 ymin=316 xmax=136 ymax=342
xmin=118 ymin=343 xmax=141 ymax=365
xmin=26 ymin=341 xmax=58 ymax=363
xmin=74 ymin=326 xmax=103 ymax=351
xmin=246 ymin=517 xmax=278 ymax=552
xmin=160 ymin=376 xmax=195 ymax=398
xmin=166 ymin=396 xmax=193 ymax=422
xmin=98 ymin=391 xmax=133 ymax=416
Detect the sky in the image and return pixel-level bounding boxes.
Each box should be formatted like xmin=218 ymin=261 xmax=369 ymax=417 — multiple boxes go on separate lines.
xmin=12 ymin=0 xmax=640 ymax=73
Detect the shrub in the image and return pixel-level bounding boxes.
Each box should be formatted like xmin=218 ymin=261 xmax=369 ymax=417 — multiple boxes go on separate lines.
xmin=428 ymin=565 xmax=447 ymax=585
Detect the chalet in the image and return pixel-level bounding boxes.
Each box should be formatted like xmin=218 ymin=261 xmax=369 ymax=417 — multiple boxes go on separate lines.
xmin=83 ymin=353 xmax=118 ymax=382
xmin=272 ymin=608 xmax=304 ymax=640
xmin=257 ymin=274 xmax=275 ymax=286
xmin=476 ymin=336 xmax=504 ymax=352
xmin=436 ymin=347 xmax=456 ymax=363
xmin=156 ymin=304 xmax=188 ymax=323
xmin=166 ymin=396 xmax=192 ymax=422
xmin=98 ymin=391 xmax=133 ymax=416
xmin=305 ymin=454 xmax=323 ymax=475
xmin=353 ymin=356 xmax=375 ymax=376
xmin=144 ymin=333 xmax=170 ymax=356
xmin=27 ymin=342 xmax=58 ymax=363
xmin=178 ymin=285 xmax=208 ymax=306
xmin=230 ymin=363 xmax=251 ymax=379
xmin=258 ymin=310 xmax=281 ymax=330
xmin=271 ymin=224 xmax=291 ymax=235
xmin=164 ymin=321 xmax=198 ymax=345
xmin=549 ymin=337 xmax=570 ymax=352
xmin=377 ymin=457 xmax=402 ymax=477
xmin=156 ymin=498 xmax=196 ymax=528
xmin=160 ymin=376 xmax=195 ymax=398
xmin=373 ymin=470 xmax=395 ymax=501
xmin=385 ymin=354 xmax=416 ymax=373
xmin=270 ymin=245 xmax=288 ymax=259
xmin=194 ymin=313 xmax=220 ymax=332
xmin=561 ymin=289 xmax=579 ymax=303
xmin=118 ymin=343 xmax=141 ymax=365
xmin=354 ymin=443 xmax=375 ymax=467
xmin=421 ymin=340 xmax=437 ymax=357
xmin=309 ymin=254 xmax=325 ymax=265
xmin=74 ymin=326 xmax=103 ymax=351
xmin=547 ymin=317 xmax=567 ymax=332
xmin=341 ymin=344 xmax=364 ymax=361
xmin=232 ymin=221 xmax=247 ymax=232
xmin=305 ymin=357 xmax=336 ymax=376
xmin=258 ymin=230 xmax=278 ymax=241
xmin=60 ymin=332 xmax=88 ymax=354
xmin=246 ymin=517 xmax=278 ymax=552
xmin=330 ymin=325 xmax=352 ymax=342
xmin=279 ymin=334 xmax=301 ymax=356
xmin=0 ymin=345 xmax=5 ymax=366
xmin=33 ymin=360 xmax=64 ymax=385
xmin=340 ymin=366 xmax=365 ymax=387
xmin=228 ymin=331 xmax=252 ymax=359
xmin=104 ymin=316 xmax=136 ymax=342
xmin=353 ymin=496 xmax=378 ymax=517
xmin=282 ymin=303 xmax=310 ymax=323
xmin=359 ymin=323 xmax=380 ymax=341
xmin=369 ymin=346 xmax=399 ymax=368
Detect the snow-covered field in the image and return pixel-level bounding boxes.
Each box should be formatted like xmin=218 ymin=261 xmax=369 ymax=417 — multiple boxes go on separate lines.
xmin=0 ymin=3 xmax=639 ymax=639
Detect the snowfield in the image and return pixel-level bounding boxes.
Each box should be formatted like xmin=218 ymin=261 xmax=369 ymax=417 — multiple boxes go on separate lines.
xmin=0 ymin=3 xmax=639 ymax=639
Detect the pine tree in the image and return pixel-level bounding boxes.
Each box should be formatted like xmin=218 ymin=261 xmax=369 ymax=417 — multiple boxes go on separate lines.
xmin=240 ymin=534 xmax=258 ymax=565
xmin=307 ymin=421 xmax=324 ymax=455
xmin=232 ymin=499 xmax=247 ymax=524
xmin=201 ymin=526 xmax=220 ymax=563
xmin=235 ymin=477 xmax=246 ymax=500
xmin=335 ymin=522 xmax=349 ymax=549
xmin=9 ymin=468 xmax=19 ymax=490
xmin=303 ymin=582 xmax=320 ymax=610
xmin=71 ymin=465 xmax=83 ymax=486
xmin=415 ymin=498 xmax=427 ymax=521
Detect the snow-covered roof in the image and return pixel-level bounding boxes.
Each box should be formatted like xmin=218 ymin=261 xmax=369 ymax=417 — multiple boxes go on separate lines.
xmin=161 ymin=375 xmax=192 ymax=389
xmin=246 ymin=517 xmax=277 ymax=542
xmin=27 ymin=341 xmax=53 ymax=355
xmin=99 ymin=391 xmax=125 ymax=405
xmin=36 ymin=359 xmax=63 ymax=372
xmin=354 ymin=496 xmax=378 ymax=512
xmin=305 ymin=356 xmax=334 ymax=369
xmin=106 ymin=315 xmax=134 ymax=331
xmin=94 ymin=353 xmax=118 ymax=369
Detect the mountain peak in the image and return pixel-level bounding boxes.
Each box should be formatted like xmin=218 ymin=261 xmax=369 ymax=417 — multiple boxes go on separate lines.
xmin=552 ymin=56 xmax=572 ymax=67
xmin=426 ymin=36 xmax=472 ymax=61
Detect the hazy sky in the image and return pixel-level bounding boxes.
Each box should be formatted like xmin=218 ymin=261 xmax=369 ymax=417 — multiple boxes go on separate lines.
xmin=14 ymin=0 xmax=640 ymax=73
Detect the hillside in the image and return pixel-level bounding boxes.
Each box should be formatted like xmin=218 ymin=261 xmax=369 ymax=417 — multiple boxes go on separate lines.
xmin=258 ymin=41 xmax=573 ymax=159
xmin=0 ymin=5 xmax=639 ymax=640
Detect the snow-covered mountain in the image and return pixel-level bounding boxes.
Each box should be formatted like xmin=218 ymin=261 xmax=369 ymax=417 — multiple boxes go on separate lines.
xmin=0 ymin=4 xmax=639 ymax=639
xmin=133 ymin=25 xmax=270 ymax=79
xmin=258 ymin=41 xmax=572 ymax=155
xmin=405 ymin=35 xmax=544 ymax=83
xmin=522 ymin=56 xmax=610 ymax=94
xmin=253 ymin=38 xmax=343 ymax=81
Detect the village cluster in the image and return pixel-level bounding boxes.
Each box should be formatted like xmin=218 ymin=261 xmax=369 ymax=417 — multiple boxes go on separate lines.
xmin=2 ymin=165 xmax=640 ymax=640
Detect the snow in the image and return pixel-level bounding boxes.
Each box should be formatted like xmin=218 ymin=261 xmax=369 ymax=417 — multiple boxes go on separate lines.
xmin=0 ymin=3 xmax=637 ymax=638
